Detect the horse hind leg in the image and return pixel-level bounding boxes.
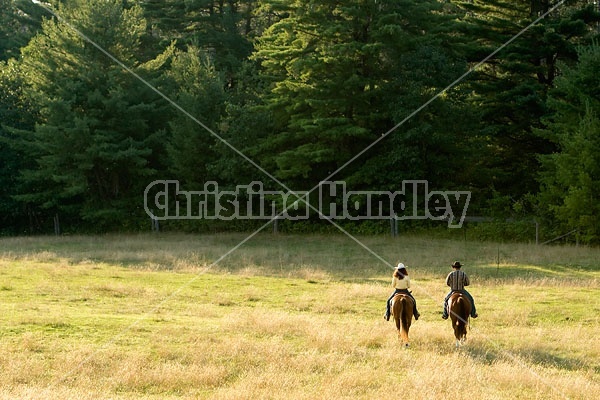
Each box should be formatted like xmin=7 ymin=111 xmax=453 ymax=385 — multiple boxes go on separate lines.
xmin=452 ymin=322 xmax=465 ymax=348
xmin=394 ymin=317 xmax=406 ymax=345
xmin=461 ymin=330 xmax=467 ymax=346
xmin=397 ymin=328 xmax=406 ymax=346
xmin=400 ymin=327 xmax=409 ymax=348
xmin=395 ymin=318 xmax=410 ymax=347
xmin=454 ymin=332 xmax=465 ymax=348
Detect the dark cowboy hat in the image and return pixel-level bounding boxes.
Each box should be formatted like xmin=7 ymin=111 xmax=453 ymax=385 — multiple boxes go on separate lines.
xmin=451 ymin=261 xmax=463 ymax=268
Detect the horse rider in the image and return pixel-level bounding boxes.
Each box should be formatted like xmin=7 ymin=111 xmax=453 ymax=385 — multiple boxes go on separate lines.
xmin=384 ymin=263 xmax=420 ymax=321
xmin=442 ymin=261 xmax=478 ymax=319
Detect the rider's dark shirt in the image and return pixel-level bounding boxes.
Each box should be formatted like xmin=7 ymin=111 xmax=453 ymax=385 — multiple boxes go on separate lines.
xmin=446 ymin=270 xmax=470 ymax=291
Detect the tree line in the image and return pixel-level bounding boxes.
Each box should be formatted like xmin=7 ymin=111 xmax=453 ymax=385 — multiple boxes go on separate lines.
xmin=0 ymin=0 xmax=599 ymax=242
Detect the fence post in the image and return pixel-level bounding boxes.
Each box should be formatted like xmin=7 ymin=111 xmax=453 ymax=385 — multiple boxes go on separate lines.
xmin=53 ymin=213 xmax=60 ymax=236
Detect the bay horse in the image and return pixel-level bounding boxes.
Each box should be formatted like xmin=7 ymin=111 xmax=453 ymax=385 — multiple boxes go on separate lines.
xmin=391 ymin=293 xmax=414 ymax=347
xmin=448 ymin=292 xmax=471 ymax=347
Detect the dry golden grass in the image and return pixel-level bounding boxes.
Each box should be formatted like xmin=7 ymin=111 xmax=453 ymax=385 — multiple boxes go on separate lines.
xmin=0 ymin=233 xmax=598 ymax=399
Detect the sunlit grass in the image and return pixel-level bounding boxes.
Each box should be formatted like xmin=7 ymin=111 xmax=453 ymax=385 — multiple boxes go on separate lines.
xmin=0 ymin=233 xmax=598 ymax=399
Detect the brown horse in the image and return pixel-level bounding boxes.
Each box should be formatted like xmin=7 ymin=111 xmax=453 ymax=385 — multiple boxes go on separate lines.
xmin=391 ymin=294 xmax=414 ymax=347
xmin=448 ymin=292 xmax=471 ymax=347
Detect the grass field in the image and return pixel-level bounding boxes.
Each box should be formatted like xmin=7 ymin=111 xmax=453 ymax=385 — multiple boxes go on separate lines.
xmin=0 ymin=233 xmax=599 ymax=399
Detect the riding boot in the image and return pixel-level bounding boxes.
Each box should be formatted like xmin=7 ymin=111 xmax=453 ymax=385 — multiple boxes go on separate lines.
xmin=471 ymin=304 xmax=478 ymax=318
xmin=413 ymin=309 xmax=420 ymax=320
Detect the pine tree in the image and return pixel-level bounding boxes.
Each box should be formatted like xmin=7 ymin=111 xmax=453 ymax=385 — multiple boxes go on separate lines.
xmin=15 ymin=0 xmax=172 ymax=231
xmin=0 ymin=58 xmax=38 ymax=233
xmin=141 ymin=0 xmax=256 ymax=79
xmin=537 ymin=43 xmax=600 ymax=242
xmin=165 ymin=46 xmax=227 ymax=187
xmin=210 ymin=61 xmax=279 ymax=187
xmin=456 ymin=0 xmax=600 ymax=211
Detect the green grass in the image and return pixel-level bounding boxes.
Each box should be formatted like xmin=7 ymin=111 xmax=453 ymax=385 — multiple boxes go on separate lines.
xmin=0 ymin=233 xmax=599 ymax=399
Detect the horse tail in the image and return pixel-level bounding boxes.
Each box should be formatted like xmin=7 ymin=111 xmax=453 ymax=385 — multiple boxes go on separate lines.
xmin=392 ymin=295 xmax=412 ymax=345
xmin=460 ymin=297 xmax=466 ymax=319
xmin=456 ymin=297 xmax=469 ymax=337
xmin=401 ymin=297 xmax=412 ymax=328
xmin=394 ymin=297 xmax=409 ymax=327
xmin=394 ymin=304 xmax=402 ymax=331
xmin=455 ymin=297 xmax=463 ymax=326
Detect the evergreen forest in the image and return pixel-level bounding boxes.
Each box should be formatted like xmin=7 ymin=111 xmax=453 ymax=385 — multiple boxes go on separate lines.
xmin=0 ymin=0 xmax=599 ymax=242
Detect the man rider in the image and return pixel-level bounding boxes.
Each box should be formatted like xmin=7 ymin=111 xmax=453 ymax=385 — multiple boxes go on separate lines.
xmin=442 ymin=261 xmax=478 ymax=319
